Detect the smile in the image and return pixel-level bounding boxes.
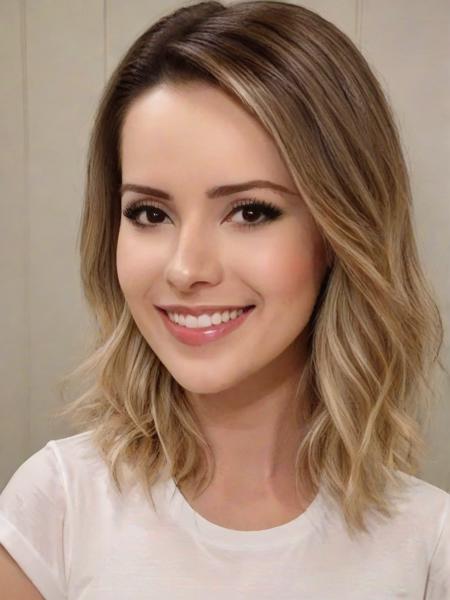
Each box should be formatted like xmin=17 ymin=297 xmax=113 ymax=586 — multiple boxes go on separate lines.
xmin=157 ymin=306 xmax=255 ymax=346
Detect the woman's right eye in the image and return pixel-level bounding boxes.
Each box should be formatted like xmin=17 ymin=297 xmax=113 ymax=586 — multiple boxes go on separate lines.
xmin=122 ymin=203 xmax=167 ymax=228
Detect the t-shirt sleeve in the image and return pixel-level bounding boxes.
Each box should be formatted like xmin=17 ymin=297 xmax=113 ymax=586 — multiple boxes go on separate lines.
xmin=425 ymin=492 xmax=450 ymax=599
xmin=0 ymin=441 xmax=68 ymax=600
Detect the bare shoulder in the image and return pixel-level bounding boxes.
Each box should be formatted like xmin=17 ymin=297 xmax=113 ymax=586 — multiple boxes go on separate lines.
xmin=0 ymin=545 xmax=44 ymax=599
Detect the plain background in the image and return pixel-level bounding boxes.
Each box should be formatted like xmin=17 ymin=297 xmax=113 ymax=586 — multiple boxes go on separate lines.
xmin=0 ymin=0 xmax=449 ymax=493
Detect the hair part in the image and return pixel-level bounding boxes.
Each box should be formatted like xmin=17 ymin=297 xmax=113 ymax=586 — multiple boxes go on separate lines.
xmin=54 ymin=0 xmax=446 ymax=540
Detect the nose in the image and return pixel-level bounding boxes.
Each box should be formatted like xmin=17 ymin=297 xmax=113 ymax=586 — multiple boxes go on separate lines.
xmin=164 ymin=221 xmax=223 ymax=292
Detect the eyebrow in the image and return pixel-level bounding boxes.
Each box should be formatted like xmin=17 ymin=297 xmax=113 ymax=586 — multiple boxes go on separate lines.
xmin=119 ymin=180 xmax=300 ymax=200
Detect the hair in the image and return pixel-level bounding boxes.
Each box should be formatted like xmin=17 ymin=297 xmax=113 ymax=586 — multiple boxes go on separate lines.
xmin=54 ymin=0 xmax=446 ymax=539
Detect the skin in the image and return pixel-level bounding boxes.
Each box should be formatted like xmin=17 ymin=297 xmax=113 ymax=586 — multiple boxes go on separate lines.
xmin=117 ymin=81 xmax=330 ymax=527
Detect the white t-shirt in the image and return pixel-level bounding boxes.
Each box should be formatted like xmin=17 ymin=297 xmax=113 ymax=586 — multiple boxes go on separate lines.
xmin=0 ymin=430 xmax=448 ymax=600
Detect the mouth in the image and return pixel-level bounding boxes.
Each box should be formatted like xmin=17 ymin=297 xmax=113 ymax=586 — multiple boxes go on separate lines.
xmin=157 ymin=305 xmax=255 ymax=316
xmin=156 ymin=305 xmax=256 ymax=346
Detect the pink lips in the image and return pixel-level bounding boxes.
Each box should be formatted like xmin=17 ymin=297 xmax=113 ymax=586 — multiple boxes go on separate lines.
xmin=157 ymin=306 xmax=255 ymax=346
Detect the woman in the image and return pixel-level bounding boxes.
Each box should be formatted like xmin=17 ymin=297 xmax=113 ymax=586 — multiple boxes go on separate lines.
xmin=0 ymin=1 xmax=448 ymax=598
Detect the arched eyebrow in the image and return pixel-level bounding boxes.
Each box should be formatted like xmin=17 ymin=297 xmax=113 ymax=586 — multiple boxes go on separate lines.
xmin=119 ymin=180 xmax=300 ymax=200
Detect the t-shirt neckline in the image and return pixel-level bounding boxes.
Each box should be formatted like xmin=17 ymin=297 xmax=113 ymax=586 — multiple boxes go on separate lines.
xmin=165 ymin=477 xmax=324 ymax=550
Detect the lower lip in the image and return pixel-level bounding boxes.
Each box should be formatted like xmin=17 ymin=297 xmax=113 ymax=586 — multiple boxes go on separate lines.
xmin=157 ymin=306 xmax=255 ymax=346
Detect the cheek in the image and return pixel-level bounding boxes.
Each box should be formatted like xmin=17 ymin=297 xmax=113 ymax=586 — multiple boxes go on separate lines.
xmin=249 ymin=232 xmax=327 ymax=309
xmin=116 ymin=230 xmax=153 ymax=299
xmin=116 ymin=232 xmax=133 ymax=296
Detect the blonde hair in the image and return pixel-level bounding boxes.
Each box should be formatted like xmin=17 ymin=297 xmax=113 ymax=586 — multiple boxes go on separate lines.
xmin=54 ymin=0 xmax=445 ymax=539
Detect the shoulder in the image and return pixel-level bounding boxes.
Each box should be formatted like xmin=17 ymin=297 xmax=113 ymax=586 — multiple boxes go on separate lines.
xmin=392 ymin=471 xmax=449 ymax=518
xmin=396 ymin=474 xmax=450 ymax=597
xmin=0 ymin=434 xmax=95 ymax=599
xmin=387 ymin=471 xmax=450 ymax=562
xmin=0 ymin=430 xmax=98 ymax=501
xmin=49 ymin=428 xmax=136 ymax=497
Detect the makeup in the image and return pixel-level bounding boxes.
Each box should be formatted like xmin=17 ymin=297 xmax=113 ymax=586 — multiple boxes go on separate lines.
xmin=156 ymin=306 xmax=255 ymax=346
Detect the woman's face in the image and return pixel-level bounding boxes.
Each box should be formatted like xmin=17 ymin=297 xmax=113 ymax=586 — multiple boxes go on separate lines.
xmin=117 ymin=81 xmax=329 ymax=394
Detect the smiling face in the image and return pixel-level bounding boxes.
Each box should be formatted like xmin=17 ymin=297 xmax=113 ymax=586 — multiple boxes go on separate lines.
xmin=117 ymin=81 xmax=329 ymax=395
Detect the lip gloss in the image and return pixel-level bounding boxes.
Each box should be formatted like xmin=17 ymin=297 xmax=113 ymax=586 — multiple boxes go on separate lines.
xmin=157 ymin=306 xmax=255 ymax=347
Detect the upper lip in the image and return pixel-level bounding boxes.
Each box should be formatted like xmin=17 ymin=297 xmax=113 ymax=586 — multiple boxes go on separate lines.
xmin=156 ymin=304 xmax=254 ymax=316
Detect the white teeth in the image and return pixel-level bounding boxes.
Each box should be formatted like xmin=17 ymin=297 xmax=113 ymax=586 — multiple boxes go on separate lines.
xmin=168 ymin=308 xmax=246 ymax=328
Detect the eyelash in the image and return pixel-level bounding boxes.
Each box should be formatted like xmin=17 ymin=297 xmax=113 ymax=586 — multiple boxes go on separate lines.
xmin=122 ymin=198 xmax=283 ymax=230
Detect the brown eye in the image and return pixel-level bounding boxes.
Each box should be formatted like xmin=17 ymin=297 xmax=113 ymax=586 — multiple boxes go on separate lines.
xmin=123 ymin=203 xmax=169 ymax=227
xmin=228 ymin=199 xmax=283 ymax=228
xmin=122 ymin=198 xmax=283 ymax=229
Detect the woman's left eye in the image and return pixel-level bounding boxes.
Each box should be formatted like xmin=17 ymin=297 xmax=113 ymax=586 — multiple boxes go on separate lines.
xmin=227 ymin=199 xmax=283 ymax=228
xmin=122 ymin=198 xmax=283 ymax=229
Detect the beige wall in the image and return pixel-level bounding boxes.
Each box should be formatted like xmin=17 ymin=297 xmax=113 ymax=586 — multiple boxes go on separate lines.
xmin=1 ymin=0 xmax=449 ymax=492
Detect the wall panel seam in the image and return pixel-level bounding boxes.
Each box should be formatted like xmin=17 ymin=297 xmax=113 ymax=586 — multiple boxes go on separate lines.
xmin=19 ymin=0 xmax=31 ymax=454
xmin=355 ymin=0 xmax=363 ymax=49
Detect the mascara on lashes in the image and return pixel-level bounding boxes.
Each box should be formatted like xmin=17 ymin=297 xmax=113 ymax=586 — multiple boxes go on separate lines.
xmin=122 ymin=198 xmax=283 ymax=229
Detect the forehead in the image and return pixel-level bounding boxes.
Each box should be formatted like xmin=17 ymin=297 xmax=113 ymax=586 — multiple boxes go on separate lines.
xmin=120 ymin=82 xmax=295 ymax=190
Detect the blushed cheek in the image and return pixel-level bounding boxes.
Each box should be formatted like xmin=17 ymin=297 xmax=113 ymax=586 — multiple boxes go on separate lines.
xmin=256 ymin=233 xmax=327 ymax=310
xmin=117 ymin=234 xmax=166 ymax=307
xmin=280 ymin=253 xmax=317 ymax=304
xmin=116 ymin=234 xmax=144 ymax=299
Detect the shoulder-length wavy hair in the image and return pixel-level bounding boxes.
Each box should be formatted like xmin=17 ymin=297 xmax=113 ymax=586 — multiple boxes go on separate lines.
xmin=55 ymin=0 xmax=445 ymax=538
